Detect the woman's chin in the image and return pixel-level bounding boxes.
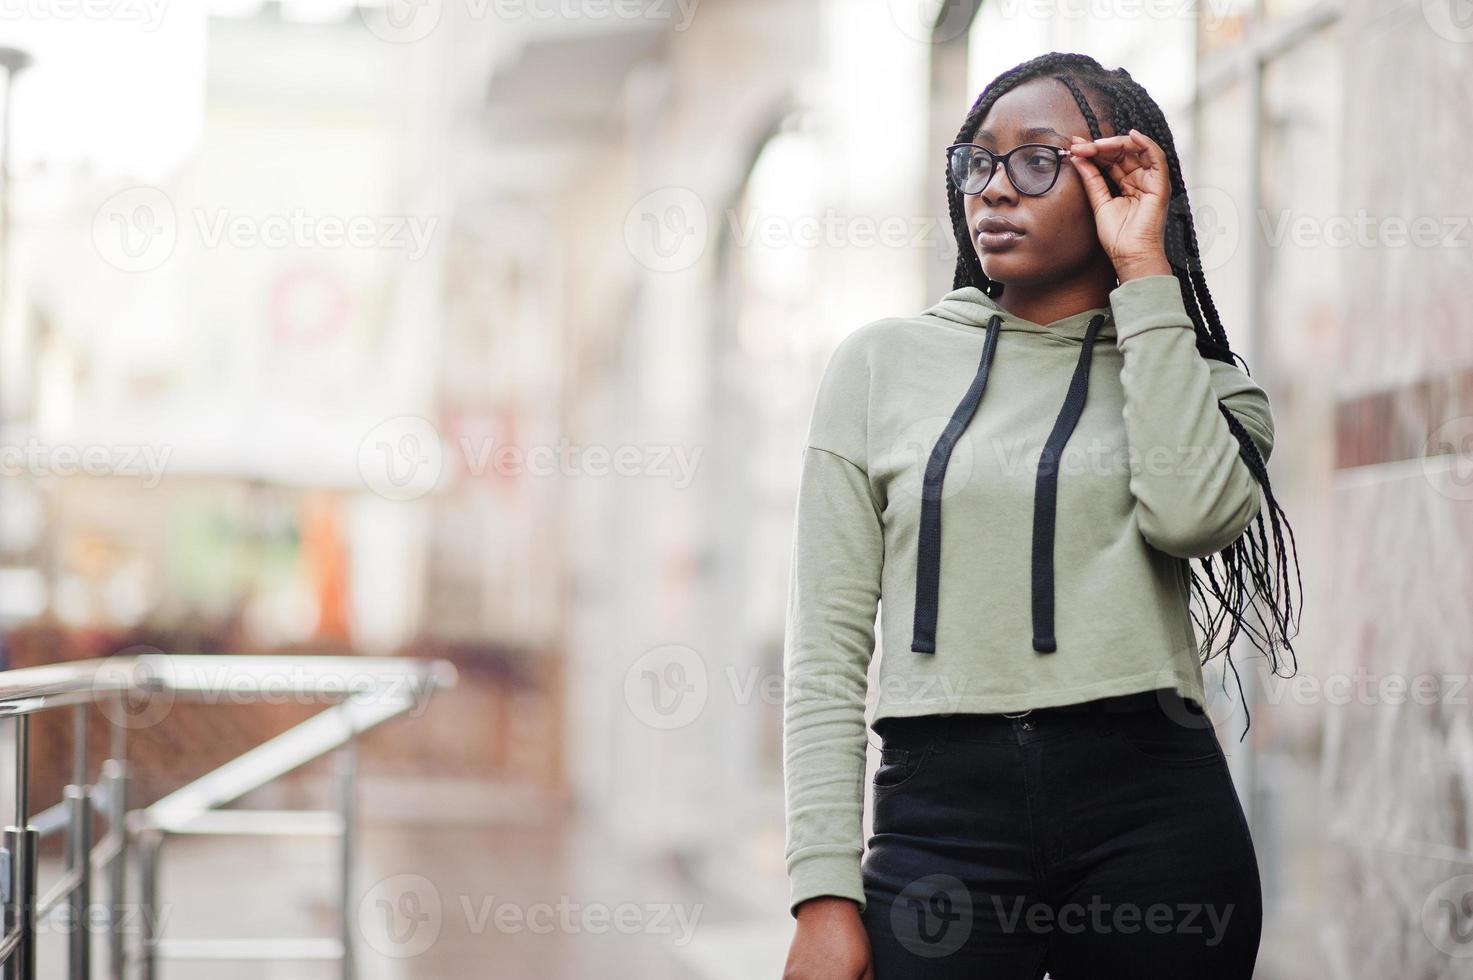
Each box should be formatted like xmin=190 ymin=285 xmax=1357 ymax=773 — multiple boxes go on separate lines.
xmin=976 ymin=252 xmax=1032 ymax=283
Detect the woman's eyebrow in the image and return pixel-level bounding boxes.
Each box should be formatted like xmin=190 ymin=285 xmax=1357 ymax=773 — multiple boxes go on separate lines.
xmin=974 ymin=125 xmax=1070 ymax=144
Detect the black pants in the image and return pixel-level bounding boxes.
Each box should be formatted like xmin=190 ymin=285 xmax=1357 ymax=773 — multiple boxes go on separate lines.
xmin=860 ymin=688 xmax=1262 ymax=979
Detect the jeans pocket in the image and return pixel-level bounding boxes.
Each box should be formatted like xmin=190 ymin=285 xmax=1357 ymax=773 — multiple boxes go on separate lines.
xmin=873 ymin=738 xmax=937 ymax=793
xmin=1107 ymin=713 xmax=1224 ymax=768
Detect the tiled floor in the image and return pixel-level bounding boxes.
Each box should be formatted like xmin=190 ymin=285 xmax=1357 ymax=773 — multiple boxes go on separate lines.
xmin=354 ymin=815 xmax=783 ymax=979
xmin=30 ymin=791 xmax=790 ymax=980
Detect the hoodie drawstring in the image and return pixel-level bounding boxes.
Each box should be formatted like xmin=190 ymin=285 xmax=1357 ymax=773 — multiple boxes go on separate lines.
xmin=910 ymin=313 xmax=1002 ymax=654
xmin=910 ymin=311 xmax=1108 ymax=656
xmin=1031 ymin=313 xmax=1107 ymax=652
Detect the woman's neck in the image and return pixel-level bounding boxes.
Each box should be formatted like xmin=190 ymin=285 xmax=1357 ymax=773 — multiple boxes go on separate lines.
xmin=992 ymin=267 xmax=1120 ymax=327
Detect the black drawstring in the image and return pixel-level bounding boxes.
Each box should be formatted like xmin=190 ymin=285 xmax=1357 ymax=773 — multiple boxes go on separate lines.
xmin=910 ymin=311 xmax=1108 ymax=657
xmin=911 ymin=314 xmax=1002 ymax=653
xmin=1031 ymin=313 xmax=1108 ymax=652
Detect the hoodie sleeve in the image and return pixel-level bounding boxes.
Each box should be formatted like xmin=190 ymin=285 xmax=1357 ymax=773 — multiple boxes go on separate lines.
xmin=783 ymin=331 xmax=883 ymax=918
xmin=1109 ymin=274 xmax=1275 ymax=559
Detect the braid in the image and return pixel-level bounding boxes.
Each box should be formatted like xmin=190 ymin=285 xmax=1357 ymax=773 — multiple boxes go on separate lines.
xmin=947 ymin=52 xmax=1304 ymax=740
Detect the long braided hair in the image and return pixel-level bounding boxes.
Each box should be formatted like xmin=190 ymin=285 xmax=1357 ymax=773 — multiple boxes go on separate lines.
xmin=946 ymin=52 xmax=1303 ymax=736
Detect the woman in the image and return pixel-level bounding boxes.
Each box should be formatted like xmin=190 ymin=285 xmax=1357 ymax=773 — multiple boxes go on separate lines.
xmin=780 ymin=53 xmax=1302 ymax=980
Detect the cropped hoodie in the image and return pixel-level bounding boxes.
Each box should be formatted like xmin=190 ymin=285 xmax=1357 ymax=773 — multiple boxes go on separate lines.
xmin=781 ymin=273 xmax=1274 ymax=917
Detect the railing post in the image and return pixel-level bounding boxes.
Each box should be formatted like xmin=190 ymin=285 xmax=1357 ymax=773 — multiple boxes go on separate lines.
xmin=102 ymin=759 xmax=127 ymax=980
xmin=70 ymin=702 xmax=91 ymax=980
xmin=72 ymin=703 xmax=87 ymax=790
xmin=336 ymin=741 xmax=357 ymax=980
xmin=64 ymin=785 xmax=91 ymax=980
xmin=2 ymin=826 xmax=37 ymax=980
xmin=3 ymin=826 xmax=16 ymax=980
xmin=5 ymin=713 xmax=35 ymax=980
xmin=138 ymin=830 xmax=161 ymax=980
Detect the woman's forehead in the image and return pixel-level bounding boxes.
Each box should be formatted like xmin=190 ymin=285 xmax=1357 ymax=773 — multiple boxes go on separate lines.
xmin=975 ymin=82 xmax=1104 ymax=142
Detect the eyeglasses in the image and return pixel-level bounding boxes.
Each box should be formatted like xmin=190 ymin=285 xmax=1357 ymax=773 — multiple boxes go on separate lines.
xmin=946 ymin=142 xmax=1073 ymax=197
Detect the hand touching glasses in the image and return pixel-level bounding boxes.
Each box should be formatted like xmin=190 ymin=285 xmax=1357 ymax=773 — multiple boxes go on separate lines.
xmin=1067 ymin=129 xmax=1174 ymax=283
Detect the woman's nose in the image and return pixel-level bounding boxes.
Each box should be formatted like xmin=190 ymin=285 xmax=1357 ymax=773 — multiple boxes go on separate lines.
xmin=979 ymin=160 xmax=1018 ymax=203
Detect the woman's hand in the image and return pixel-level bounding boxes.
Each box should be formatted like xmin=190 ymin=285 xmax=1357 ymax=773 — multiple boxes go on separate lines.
xmin=783 ymin=897 xmax=874 ymax=979
xmin=1067 ymin=128 xmax=1173 ymax=282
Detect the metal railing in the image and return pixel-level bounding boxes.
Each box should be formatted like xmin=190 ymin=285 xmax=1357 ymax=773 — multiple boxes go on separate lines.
xmin=0 ymin=653 xmax=458 ymax=980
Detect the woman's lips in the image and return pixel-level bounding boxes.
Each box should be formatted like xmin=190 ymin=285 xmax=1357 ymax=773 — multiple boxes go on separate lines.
xmin=976 ymin=228 xmax=1025 ymax=250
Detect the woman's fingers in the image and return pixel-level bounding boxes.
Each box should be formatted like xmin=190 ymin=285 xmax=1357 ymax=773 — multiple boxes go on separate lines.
xmin=1067 ymin=144 xmax=1118 ymax=214
xmin=1070 ymin=130 xmax=1152 ymax=174
xmin=1072 ymin=130 xmax=1168 ymax=197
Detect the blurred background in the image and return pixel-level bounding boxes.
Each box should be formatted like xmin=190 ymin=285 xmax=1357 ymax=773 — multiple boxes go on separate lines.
xmin=0 ymin=0 xmax=1465 ymax=977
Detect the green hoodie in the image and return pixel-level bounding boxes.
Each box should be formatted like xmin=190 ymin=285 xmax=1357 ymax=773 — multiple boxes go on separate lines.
xmin=781 ymin=273 xmax=1274 ymax=917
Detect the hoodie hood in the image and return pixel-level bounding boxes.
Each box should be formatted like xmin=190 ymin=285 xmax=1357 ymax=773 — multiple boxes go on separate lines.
xmin=910 ymin=286 xmax=1112 ymax=657
xmin=922 ymin=285 xmax=1117 ymax=342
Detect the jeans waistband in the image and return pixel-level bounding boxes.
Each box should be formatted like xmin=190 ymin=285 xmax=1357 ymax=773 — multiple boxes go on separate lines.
xmin=875 ymin=688 xmax=1201 ymax=741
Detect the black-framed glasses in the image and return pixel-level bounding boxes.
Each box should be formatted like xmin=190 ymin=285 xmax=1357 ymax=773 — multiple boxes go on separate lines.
xmin=946 ymin=142 xmax=1073 ymax=197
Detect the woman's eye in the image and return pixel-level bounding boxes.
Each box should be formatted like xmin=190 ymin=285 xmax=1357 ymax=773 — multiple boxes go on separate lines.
xmin=1024 ymin=151 xmax=1054 ymax=172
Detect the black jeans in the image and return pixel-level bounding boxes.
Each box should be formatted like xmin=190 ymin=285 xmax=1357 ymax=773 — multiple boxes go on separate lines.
xmin=860 ymin=688 xmax=1262 ymax=979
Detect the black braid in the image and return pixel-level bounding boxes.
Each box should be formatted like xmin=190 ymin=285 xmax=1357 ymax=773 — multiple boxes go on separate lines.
xmin=945 ymin=52 xmax=1303 ymax=740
